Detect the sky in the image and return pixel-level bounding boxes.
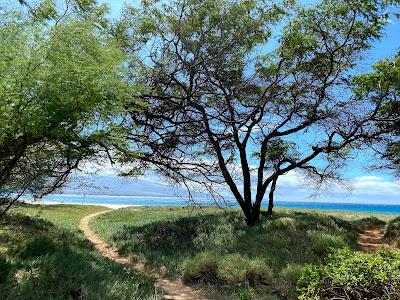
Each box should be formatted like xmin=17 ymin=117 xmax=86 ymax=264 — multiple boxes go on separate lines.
xmin=61 ymin=0 xmax=400 ymax=205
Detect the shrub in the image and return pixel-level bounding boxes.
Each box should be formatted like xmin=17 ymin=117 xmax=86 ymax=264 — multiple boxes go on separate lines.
xmin=194 ymin=220 xmax=241 ymax=251
xmin=18 ymin=236 xmax=57 ymax=259
xmin=0 ymin=256 xmax=12 ymax=283
xmin=182 ymin=252 xmax=218 ymax=283
xmin=182 ymin=252 xmax=273 ymax=286
xmin=270 ymin=233 xmax=287 ymax=248
xmin=271 ymin=217 xmax=296 ymax=230
xmin=307 ymin=231 xmax=346 ymax=255
xmin=385 ymin=216 xmax=400 ymax=241
xmin=217 ymin=254 xmax=273 ymax=285
xmin=298 ymin=248 xmax=400 ymax=299
xmin=275 ymin=264 xmax=304 ymax=298
xmin=239 ymin=286 xmax=254 ymax=300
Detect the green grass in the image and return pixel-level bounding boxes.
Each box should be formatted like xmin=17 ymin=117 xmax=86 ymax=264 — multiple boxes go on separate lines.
xmin=0 ymin=204 xmax=155 ymax=299
xmin=10 ymin=203 xmax=107 ymax=232
xmin=92 ymin=206 xmax=396 ymax=299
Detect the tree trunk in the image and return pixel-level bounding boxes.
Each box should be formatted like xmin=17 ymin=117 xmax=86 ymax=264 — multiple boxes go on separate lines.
xmin=244 ymin=206 xmax=260 ymax=226
xmin=267 ymin=178 xmax=277 ymax=219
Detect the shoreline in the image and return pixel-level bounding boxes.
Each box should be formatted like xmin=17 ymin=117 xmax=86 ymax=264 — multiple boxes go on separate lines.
xmin=22 ymin=200 xmax=140 ymax=210
xmin=18 ymin=199 xmax=400 ymax=215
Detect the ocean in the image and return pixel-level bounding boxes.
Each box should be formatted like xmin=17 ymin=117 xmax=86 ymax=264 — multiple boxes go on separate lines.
xmin=19 ymin=193 xmax=400 ymax=215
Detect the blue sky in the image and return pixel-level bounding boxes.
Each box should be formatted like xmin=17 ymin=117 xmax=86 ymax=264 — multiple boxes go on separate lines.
xmin=63 ymin=0 xmax=400 ymax=205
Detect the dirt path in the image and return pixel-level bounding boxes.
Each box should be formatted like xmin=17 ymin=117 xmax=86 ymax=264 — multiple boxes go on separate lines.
xmin=357 ymin=224 xmax=396 ymax=252
xmin=79 ymin=210 xmax=209 ymax=300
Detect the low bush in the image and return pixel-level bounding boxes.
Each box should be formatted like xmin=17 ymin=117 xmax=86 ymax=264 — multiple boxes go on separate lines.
xmin=270 ymin=217 xmax=296 ymax=230
xmin=307 ymin=231 xmax=346 ymax=255
xmin=182 ymin=252 xmax=218 ymax=283
xmin=298 ymin=248 xmax=400 ymax=299
xmin=182 ymin=252 xmax=272 ymax=286
xmin=0 ymin=256 xmax=12 ymax=283
xmin=275 ymin=264 xmax=304 ymax=299
xmin=93 ymin=207 xmax=374 ymax=299
xmin=218 ymin=254 xmax=273 ymax=285
xmin=385 ymin=216 xmax=400 ymax=241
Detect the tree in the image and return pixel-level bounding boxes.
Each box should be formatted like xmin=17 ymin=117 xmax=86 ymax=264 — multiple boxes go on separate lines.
xmin=354 ymin=52 xmax=400 ymax=174
xmin=0 ymin=1 xmax=128 ymax=216
xmin=117 ymin=0 xmax=399 ymax=225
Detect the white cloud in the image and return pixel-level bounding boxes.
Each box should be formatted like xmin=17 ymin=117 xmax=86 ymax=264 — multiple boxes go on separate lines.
xmin=351 ymin=176 xmax=400 ymax=196
xmin=66 ymin=159 xmax=400 ymax=205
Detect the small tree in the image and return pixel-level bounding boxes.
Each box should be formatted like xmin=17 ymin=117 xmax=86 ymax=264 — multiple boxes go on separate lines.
xmin=0 ymin=1 xmax=129 ymax=216
xmin=119 ymin=0 xmax=399 ymax=225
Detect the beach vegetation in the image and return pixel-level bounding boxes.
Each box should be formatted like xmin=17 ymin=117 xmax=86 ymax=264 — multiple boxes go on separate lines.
xmin=0 ymin=204 xmax=155 ymax=299
xmin=92 ymin=206 xmax=373 ymax=299
xmin=385 ymin=215 xmax=400 ymax=242
xmin=0 ymin=1 xmax=138 ymax=217
xmin=114 ymin=0 xmax=400 ymax=225
xmin=298 ymin=247 xmax=400 ymax=299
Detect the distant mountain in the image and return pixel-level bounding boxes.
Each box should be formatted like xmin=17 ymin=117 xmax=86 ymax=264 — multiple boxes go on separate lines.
xmin=62 ymin=174 xmax=205 ymax=198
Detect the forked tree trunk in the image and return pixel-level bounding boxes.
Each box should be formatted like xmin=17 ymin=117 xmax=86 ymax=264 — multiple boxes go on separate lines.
xmin=244 ymin=207 xmax=260 ymax=226
xmin=241 ymin=177 xmax=278 ymax=225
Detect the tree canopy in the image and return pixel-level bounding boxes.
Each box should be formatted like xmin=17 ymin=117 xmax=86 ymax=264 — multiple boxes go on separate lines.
xmin=115 ymin=0 xmax=400 ymax=224
xmin=0 ymin=1 xmax=128 ymax=214
xmin=1 ymin=0 xmax=400 ymax=225
xmin=354 ymin=52 xmax=400 ymax=174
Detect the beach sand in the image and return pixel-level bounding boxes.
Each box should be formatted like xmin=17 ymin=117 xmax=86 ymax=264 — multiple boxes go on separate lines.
xmin=22 ymin=201 xmax=139 ymax=210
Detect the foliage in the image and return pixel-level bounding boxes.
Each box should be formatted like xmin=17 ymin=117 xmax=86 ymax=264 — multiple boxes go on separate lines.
xmin=276 ymin=264 xmax=304 ymax=299
xmin=385 ymin=215 xmax=400 ymax=241
xmin=354 ymin=52 xmax=400 ymax=174
xmin=92 ymin=206 xmax=370 ymax=299
xmin=238 ymin=286 xmax=255 ymax=300
xmin=0 ymin=1 xmax=132 ymax=215
xmin=116 ymin=0 xmax=400 ymax=224
xmin=298 ymin=248 xmax=400 ymax=299
xmin=0 ymin=256 xmax=12 ymax=283
xmin=0 ymin=205 xmax=155 ymax=299
xmin=182 ymin=252 xmax=219 ymax=283
xmin=18 ymin=236 xmax=57 ymax=259
xmin=307 ymin=231 xmax=346 ymax=255
xmin=182 ymin=252 xmax=273 ymax=286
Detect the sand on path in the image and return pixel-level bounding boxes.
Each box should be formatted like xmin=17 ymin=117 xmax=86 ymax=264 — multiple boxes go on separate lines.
xmin=357 ymin=224 xmax=397 ymax=252
xmin=79 ymin=209 xmax=209 ymax=300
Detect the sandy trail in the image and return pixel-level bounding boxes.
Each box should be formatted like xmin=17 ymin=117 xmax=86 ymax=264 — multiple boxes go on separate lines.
xmin=357 ymin=224 xmax=396 ymax=252
xmin=79 ymin=210 xmax=209 ymax=300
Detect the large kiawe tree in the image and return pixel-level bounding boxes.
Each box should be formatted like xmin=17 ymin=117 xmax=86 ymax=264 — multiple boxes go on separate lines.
xmin=0 ymin=1 xmax=129 ymax=216
xmin=119 ymin=0 xmax=399 ymax=225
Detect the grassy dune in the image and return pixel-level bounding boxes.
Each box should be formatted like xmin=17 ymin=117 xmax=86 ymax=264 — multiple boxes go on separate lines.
xmin=2 ymin=204 xmax=399 ymax=299
xmin=0 ymin=204 xmax=155 ymax=299
xmin=92 ymin=206 xmax=395 ymax=299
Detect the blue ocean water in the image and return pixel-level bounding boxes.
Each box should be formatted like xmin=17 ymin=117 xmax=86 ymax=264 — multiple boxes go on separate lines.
xmin=19 ymin=194 xmax=400 ymax=215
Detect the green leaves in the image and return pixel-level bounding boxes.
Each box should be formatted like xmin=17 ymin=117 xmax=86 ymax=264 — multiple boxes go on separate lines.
xmin=0 ymin=3 xmax=132 ymax=198
xmin=298 ymin=248 xmax=400 ymax=299
xmin=353 ymin=54 xmax=400 ymax=97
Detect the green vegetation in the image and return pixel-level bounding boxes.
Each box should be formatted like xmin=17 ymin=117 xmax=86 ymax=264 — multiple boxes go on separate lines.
xmin=0 ymin=204 xmax=155 ymax=299
xmin=1 ymin=0 xmax=400 ymax=298
xmin=385 ymin=216 xmax=400 ymax=243
xmin=0 ymin=0 xmax=138 ymax=215
xmin=298 ymin=248 xmax=400 ymax=299
xmin=92 ymin=206 xmax=390 ymax=299
xmin=116 ymin=0 xmax=400 ymax=224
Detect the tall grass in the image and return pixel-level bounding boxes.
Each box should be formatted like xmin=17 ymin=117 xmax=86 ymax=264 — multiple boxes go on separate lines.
xmin=0 ymin=204 xmax=155 ymax=299
xmin=92 ymin=206 xmax=383 ymax=299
